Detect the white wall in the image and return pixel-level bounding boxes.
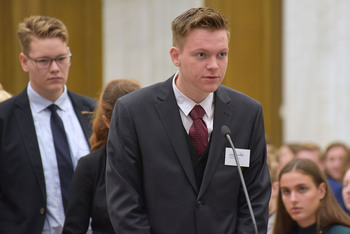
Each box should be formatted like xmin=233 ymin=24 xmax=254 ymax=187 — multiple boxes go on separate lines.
xmin=282 ymin=0 xmax=350 ymax=148
xmin=103 ymin=0 xmax=203 ymax=87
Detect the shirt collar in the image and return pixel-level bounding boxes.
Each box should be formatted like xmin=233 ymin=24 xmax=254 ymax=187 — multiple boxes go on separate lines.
xmin=172 ymin=72 xmax=214 ymax=117
xmin=27 ymin=82 xmax=69 ymax=113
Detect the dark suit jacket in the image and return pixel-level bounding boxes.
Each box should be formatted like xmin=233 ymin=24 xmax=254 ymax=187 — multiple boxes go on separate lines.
xmin=0 ymin=88 xmax=96 ymax=234
xmin=106 ymin=76 xmax=271 ymax=234
xmin=63 ymin=145 xmax=114 ymax=234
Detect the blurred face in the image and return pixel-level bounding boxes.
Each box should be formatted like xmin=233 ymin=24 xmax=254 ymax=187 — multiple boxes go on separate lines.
xmin=280 ymin=171 xmax=326 ymax=228
xmin=342 ymin=169 xmax=350 ymax=210
xmin=277 ymin=146 xmax=295 ymax=175
xmin=324 ymin=146 xmax=347 ymax=181
xmin=19 ymin=37 xmax=71 ymax=102
xmin=170 ymin=28 xmax=229 ymax=103
xmin=297 ymin=150 xmax=324 ymax=171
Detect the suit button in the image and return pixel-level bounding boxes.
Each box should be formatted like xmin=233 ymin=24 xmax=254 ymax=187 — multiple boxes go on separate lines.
xmin=196 ymin=201 xmax=203 ymax=208
xmin=40 ymin=208 xmax=45 ymax=215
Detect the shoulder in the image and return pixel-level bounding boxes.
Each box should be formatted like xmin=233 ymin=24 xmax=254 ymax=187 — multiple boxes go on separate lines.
xmin=324 ymin=224 xmax=350 ymax=234
xmin=0 ymin=89 xmax=28 ymax=117
xmin=77 ymin=146 xmax=106 ymax=170
xmin=74 ymin=146 xmax=106 ymax=185
xmin=117 ymin=76 xmax=173 ymax=105
xmin=0 ymin=96 xmax=17 ymax=114
xmin=67 ymin=90 xmax=97 ymax=110
xmin=217 ymin=85 xmax=261 ymax=106
xmin=215 ymin=85 xmax=263 ymax=114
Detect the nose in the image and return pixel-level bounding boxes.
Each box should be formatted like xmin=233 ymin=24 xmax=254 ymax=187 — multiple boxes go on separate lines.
xmin=290 ymin=191 xmax=298 ymax=202
xmin=49 ymin=59 xmax=60 ymax=71
xmin=206 ymin=56 xmax=219 ymax=70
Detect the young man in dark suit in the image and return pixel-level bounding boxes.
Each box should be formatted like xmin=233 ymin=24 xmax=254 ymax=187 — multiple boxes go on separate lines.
xmin=0 ymin=16 xmax=96 ymax=233
xmin=106 ymin=7 xmax=271 ymax=234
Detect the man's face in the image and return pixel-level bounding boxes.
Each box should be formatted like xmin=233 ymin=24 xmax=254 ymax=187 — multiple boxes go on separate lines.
xmin=20 ymin=37 xmax=70 ymax=101
xmin=296 ymin=150 xmax=324 ymax=171
xmin=170 ymin=28 xmax=229 ymax=103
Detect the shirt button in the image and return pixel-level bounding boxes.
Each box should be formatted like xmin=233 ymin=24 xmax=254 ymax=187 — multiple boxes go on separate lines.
xmin=196 ymin=201 xmax=203 ymax=208
xmin=40 ymin=208 xmax=45 ymax=215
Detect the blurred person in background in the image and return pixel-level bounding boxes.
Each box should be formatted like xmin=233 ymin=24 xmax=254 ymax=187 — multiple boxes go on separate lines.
xmin=341 ymin=165 xmax=350 ymax=213
xmin=277 ymin=143 xmax=302 ymax=176
xmin=266 ymin=143 xmax=279 ymax=234
xmin=323 ymin=142 xmax=350 ymax=211
xmin=296 ymin=142 xmax=324 ymax=171
xmin=63 ymin=79 xmax=141 ymax=234
xmin=0 ymin=83 xmax=12 ymax=102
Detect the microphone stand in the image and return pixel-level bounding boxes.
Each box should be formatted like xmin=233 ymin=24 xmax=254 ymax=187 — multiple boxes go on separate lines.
xmin=222 ymin=126 xmax=258 ymax=234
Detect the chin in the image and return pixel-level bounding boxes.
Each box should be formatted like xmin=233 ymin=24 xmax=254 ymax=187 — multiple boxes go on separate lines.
xmin=48 ymin=84 xmax=65 ymax=92
xmin=204 ymin=86 xmax=220 ymax=93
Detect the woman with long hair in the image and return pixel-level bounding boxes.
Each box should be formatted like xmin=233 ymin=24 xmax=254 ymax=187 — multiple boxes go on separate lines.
xmin=273 ymin=158 xmax=350 ymax=234
xmin=63 ymin=79 xmax=141 ymax=234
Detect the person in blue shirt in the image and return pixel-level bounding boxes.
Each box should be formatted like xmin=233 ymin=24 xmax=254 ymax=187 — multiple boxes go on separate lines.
xmin=323 ymin=142 xmax=350 ymax=212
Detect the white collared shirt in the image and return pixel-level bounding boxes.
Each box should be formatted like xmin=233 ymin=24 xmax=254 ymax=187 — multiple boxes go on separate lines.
xmin=27 ymin=83 xmax=90 ymax=234
xmin=172 ymin=72 xmax=214 ymax=139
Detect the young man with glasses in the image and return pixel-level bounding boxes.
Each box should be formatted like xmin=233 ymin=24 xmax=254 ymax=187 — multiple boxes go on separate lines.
xmin=0 ymin=16 xmax=96 ymax=234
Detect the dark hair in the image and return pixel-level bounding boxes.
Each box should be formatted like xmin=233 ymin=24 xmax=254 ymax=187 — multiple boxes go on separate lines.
xmin=273 ymin=158 xmax=350 ymax=234
xmin=89 ymin=79 xmax=141 ymax=151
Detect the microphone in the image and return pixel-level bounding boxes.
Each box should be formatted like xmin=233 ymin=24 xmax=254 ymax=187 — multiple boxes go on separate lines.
xmin=221 ymin=125 xmax=258 ymax=234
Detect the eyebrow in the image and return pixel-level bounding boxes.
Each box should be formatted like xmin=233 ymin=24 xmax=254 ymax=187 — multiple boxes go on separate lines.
xmin=38 ymin=54 xmax=69 ymax=59
xmin=281 ymin=183 xmax=308 ymax=189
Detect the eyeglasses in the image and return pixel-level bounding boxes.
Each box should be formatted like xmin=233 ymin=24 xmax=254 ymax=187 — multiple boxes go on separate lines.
xmin=25 ymin=52 xmax=72 ymax=69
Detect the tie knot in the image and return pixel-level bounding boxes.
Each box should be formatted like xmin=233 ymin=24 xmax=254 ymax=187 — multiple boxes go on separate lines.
xmin=189 ymin=105 xmax=205 ymax=120
xmin=48 ymin=104 xmax=59 ymax=113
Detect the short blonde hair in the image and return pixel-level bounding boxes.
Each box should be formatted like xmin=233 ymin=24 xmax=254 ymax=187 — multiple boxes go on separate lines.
xmin=171 ymin=7 xmax=229 ymax=50
xmin=17 ymin=15 xmax=69 ymax=55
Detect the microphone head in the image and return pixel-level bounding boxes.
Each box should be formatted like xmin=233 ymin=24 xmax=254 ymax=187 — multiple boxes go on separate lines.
xmin=221 ymin=125 xmax=231 ymax=137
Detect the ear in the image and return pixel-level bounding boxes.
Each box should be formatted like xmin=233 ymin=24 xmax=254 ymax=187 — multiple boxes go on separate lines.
xmin=67 ymin=46 xmax=72 ymax=67
xmin=170 ymin=47 xmax=180 ymax=67
xmin=19 ymin=52 xmax=30 ymax=72
xmin=102 ymin=115 xmax=110 ymax=129
xmin=318 ymin=182 xmax=326 ymax=200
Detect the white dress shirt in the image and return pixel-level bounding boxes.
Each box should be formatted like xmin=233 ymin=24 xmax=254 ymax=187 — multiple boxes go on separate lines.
xmin=172 ymin=72 xmax=214 ymax=139
xmin=27 ymin=83 xmax=90 ymax=234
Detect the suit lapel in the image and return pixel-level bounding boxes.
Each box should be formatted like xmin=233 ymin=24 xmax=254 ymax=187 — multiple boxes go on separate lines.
xmin=154 ymin=78 xmax=198 ymax=194
xmin=199 ymin=86 xmax=232 ymax=197
xmin=68 ymin=91 xmax=94 ymax=145
xmin=15 ymin=90 xmax=46 ymax=198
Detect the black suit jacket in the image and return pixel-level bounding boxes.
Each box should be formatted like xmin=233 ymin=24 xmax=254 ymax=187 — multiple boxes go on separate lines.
xmin=63 ymin=145 xmax=114 ymax=234
xmin=106 ymin=76 xmax=271 ymax=234
xmin=0 ymin=88 xmax=96 ymax=234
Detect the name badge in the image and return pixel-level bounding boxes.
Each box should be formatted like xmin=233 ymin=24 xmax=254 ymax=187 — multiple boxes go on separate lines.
xmin=224 ymin=148 xmax=250 ymax=167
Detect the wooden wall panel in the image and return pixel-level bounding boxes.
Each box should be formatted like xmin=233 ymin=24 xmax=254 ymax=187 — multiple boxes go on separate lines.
xmin=205 ymin=0 xmax=283 ymax=146
xmin=0 ymin=0 xmax=102 ymax=99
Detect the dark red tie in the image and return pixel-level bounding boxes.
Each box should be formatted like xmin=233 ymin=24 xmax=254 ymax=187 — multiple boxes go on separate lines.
xmin=189 ymin=105 xmax=208 ymax=155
